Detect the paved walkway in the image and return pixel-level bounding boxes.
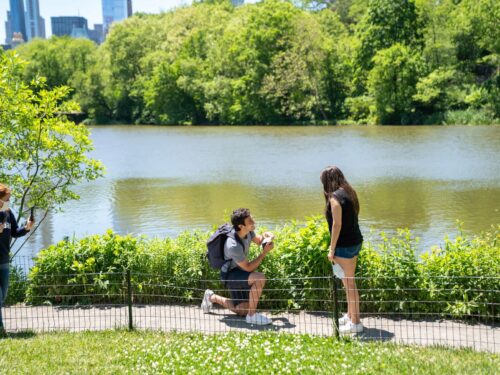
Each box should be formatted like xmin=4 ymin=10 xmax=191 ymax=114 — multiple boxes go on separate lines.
xmin=4 ymin=304 xmax=498 ymax=353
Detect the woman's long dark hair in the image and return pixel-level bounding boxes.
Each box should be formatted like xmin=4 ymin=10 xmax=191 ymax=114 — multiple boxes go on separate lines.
xmin=320 ymin=166 xmax=360 ymax=215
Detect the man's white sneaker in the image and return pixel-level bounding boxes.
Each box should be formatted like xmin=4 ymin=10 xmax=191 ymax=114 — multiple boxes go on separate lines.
xmin=338 ymin=313 xmax=351 ymax=325
xmin=201 ymin=289 xmax=214 ymax=313
xmin=339 ymin=322 xmax=364 ymax=334
xmin=246 ymin=313 xmax=272 ymax=325
xmin=332 ymin=263 xmax=345 ymax=279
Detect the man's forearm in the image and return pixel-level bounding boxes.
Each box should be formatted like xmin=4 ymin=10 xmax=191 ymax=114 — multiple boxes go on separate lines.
xmin=248 ymin=251 xmax=267 ymax=272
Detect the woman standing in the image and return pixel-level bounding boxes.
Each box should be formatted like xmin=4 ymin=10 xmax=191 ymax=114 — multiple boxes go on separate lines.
xmin=0 ymin=184 xmax=34 ymax=334
xmin=320 ymin=166 xmax=364 ymax=334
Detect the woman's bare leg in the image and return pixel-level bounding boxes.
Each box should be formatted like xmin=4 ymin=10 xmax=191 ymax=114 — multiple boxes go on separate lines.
xmin=334 ymin=256 xmax=360 ymax=324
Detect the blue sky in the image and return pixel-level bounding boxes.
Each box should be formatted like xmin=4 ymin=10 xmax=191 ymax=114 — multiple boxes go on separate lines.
xmin=1 ymin=0 xmax=194 ymax=43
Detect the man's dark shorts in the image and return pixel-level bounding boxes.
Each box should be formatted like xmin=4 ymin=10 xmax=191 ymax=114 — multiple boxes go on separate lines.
xmin=222 ymin=268 xmax=252 ymax=306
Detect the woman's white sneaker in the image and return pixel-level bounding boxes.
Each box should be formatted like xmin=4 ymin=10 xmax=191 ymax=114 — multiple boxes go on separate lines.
xmin=338 ymin=313 xmax=351 ymax=325
xmin=246 ymin=313 xmax=272 ymax=325
xmin=339 ymin=322 xmax=364 ymax=334
xmin=201 ymin=289 xmax=214 ymax=313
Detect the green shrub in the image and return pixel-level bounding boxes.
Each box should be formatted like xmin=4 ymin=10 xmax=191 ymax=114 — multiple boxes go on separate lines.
xmin=26 ymin=230 xmax=139 ymax=305
xmin=419 ymin=226 xmax=500 ymax=317
xmin=5 ymin=265 xmax=27 ymax=305
xmin=24 ymin=220 xmax=500 ymax=319
xmin=443 ymin=108 xmax=499 ymax=125
xmin=357 ymin=229 xmax=422 ymax=314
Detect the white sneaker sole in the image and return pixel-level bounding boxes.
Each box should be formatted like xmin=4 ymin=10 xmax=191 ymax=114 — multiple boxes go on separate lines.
xmin=340 ymin=326 xmax=364 ymax=334
xmin=246 ymin=320 xmax=272 ymax=326
xmin=201 ymin=291 xmax=212 ymax=313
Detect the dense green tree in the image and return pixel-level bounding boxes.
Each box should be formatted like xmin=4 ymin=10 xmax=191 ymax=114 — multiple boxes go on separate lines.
xmin=201 ymin=0 xmax=302 ymax=123
xmin=413 ymin=68 xmax=459 ymax=113
xmin=355 ymin=0 xmax=424 ymax=89
xmin=416 ymin=0 xmax=456 ymax=70
xmin=368 ymin=44 xmax=424 ymax=124
xmin=451 ymin=0 xmax=499 ymax=118
xmin=16 ymin=36 xmax=97 ymax=91
xmin=297 ymin=0 xmax=369 ymax=27
xmin=260 ymin=11 xmax=350 ymax=122
xmin=143 ymin=54 xmax=199 ymax=124
xmin=94 ymin=14 xmax=166 ymax=122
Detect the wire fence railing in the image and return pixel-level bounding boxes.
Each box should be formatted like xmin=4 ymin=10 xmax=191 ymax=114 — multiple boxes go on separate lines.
xmin=3 ymin=256 xmax=499 ymax=353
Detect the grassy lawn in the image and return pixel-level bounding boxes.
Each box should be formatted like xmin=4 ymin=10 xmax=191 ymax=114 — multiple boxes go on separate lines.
xmin=0 ymin=330 xmax=497 ymax=374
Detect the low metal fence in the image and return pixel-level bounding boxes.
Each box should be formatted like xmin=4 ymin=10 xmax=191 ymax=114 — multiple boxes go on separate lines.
xmin=3 ymin=256 xmax=498 ymax=353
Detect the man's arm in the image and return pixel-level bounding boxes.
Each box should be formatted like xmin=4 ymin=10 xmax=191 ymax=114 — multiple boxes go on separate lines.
xmin=238 ymin=232 xmax=274 ymax=272
xmin=237 ymin=243 xmax=273 ymax=272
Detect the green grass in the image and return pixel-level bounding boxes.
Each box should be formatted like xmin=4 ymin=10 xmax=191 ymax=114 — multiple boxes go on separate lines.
xmin=0 ymin=330 xmax=497 ymax=374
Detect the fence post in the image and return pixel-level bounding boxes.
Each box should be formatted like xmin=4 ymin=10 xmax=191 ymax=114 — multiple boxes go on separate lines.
xmin=332 ymin=275 xmax=340 ymax=338
xmin=126 ymin=269 xmax=133 ymax=330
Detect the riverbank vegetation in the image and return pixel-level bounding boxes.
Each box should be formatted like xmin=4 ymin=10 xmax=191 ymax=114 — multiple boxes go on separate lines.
xmin=9 ymin=0 xmax=499 ymax=125
xmin=9 ymin=219 xmax=499 ymax=319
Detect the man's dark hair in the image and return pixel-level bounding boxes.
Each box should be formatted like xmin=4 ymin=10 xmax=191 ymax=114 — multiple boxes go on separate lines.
xmin=231 ymin=208 xmax=251 ymax=231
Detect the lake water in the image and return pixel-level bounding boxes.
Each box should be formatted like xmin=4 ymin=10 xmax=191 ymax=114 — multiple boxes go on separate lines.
xmin=15 ymin=125 xmax=500 ymax=258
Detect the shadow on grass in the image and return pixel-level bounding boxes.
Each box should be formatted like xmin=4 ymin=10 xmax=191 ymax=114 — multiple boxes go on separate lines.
xmin=1 ymin=330 xmax=37 ymax=340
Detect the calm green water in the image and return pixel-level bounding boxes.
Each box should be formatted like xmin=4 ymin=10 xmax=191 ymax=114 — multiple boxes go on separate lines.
xmin=19 ymin=125 xmax=500 ymax=257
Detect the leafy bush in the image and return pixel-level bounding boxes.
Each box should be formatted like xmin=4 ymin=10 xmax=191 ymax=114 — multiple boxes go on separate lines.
xmin=5 ymin=265 xmax=27 ymax=305
xmin=419 ymin=227 xmax=500 ymax=317
xmin=22 ymin=220 xmax=500 ymax=319
xmin=443 ymin=108 xmax=499 ymax=125
xmin=357 ymin=229 xmax=422 ymax=314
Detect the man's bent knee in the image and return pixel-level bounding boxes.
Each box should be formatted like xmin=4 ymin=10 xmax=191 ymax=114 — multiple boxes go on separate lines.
xmin=249 ymin=272 xmax=266 ymax=287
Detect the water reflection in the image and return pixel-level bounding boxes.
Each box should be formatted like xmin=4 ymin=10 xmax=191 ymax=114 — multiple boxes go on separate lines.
xmin=15 ymin=126 xmax=500 ymax=258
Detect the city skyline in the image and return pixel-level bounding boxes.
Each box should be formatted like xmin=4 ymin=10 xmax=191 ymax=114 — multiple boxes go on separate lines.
xmin=1 ymin=0 xmax=191 ymax=44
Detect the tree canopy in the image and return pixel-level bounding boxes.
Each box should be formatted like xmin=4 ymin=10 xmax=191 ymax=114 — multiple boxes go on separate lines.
xmin=12 ymin=0 xmax=499 ymax=125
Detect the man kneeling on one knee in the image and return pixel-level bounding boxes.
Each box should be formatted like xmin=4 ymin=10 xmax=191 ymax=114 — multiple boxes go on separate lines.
xmin=201 ymin=208 xmax=274 ymax=325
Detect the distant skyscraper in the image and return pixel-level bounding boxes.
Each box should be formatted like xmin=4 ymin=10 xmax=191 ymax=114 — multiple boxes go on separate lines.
xmin=51 ymin=16 xmax=88 ymax=37
xmin=24 ymin=0 xmax=45 ymax=41
xmin=102 ymin=0 xmax=133 ymax=35
xmin=88 ymin=24 xmax=104 ymax=45
xmin=5 ymin=0 xmax=27 ymax=43
xmin=5 ymin=12 xmax=12 ymax=44
xmin=127 ymin=0 xmax=133 ymax=17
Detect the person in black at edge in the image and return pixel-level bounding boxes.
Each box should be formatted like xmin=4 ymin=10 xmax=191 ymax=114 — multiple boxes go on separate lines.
xmin=320 ymin=166 xmax=364 ymax=334
xmin=0 ymin=184 xmax=34 ymax=334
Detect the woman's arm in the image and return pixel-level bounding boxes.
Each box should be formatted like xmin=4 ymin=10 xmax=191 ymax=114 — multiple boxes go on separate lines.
xmin=9 ymin=211 xmax=30 ymax=238
xmin=328 ymin=198 xmax=342 ymax=262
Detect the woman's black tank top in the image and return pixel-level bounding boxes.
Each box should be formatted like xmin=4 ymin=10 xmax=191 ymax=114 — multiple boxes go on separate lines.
xmin=326 ymin=188 xmax=363 ymax=247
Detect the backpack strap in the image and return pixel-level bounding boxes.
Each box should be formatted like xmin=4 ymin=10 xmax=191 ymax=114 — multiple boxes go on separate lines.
xmin=228 ymin=228 xmax=251 ymax=274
